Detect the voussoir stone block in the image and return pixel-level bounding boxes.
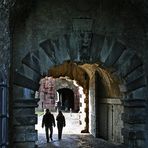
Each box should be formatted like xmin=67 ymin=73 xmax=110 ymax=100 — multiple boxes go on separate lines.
xmin=121 ymin=112 xmax=146 ymax=124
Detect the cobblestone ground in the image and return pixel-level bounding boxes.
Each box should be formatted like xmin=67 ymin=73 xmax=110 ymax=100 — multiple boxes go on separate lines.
xmin=36 ymin=112 xmax=125 ymax=148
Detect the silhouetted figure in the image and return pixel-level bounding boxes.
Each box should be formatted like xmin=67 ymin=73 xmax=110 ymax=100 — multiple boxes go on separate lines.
xmin=42 ymin=109 xmax=55 ymax=143
xmin=56 ymin=110 xmax=66 ymax=140
xmin=64 ymin=99 xmax=69 ymax=111
xmin=57 ymin=101 xmax=61 ymax=112
xmin=70 ymin=108 xmax=72 ymax=117
xmin=57 ymin=101 xmax=61 ymax=110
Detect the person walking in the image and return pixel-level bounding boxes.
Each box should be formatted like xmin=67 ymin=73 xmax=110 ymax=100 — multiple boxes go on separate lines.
xmin=42 ymin=109 xmax=55 ymax=143
xmin=57 ymin=101 xmax=61 ymax=112
xmin=56 ymin=110 xmax=66 ymax=140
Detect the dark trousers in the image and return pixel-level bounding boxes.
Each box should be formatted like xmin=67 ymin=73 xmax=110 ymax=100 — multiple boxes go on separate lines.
xmin=45 ymin=126 xmax=53 ymax=142
xmin=57 ymin=125 xmax=63 ymax=140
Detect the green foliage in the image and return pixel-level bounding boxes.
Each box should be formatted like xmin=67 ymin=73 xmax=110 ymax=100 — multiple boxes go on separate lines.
xmin=35 ymin=111 xmax=44 ymax=116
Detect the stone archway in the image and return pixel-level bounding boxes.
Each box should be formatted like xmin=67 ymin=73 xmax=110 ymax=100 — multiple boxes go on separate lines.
xmin=55 ymin=77 xmax=80 ymax=112
xmin=42 ymin=33 xmax=146 ymax=147
xmin=48 ymin=61 xmax=89 ymax=133
xmin=9 ymin=2 xmax=147 ymax=144
xmin=93 ymin=69 xmax=123 ymax=143
xmin=4 ymin=0 xmax=148 ymax=147
xmin=11 ymin=33 xmax=146 ymax=147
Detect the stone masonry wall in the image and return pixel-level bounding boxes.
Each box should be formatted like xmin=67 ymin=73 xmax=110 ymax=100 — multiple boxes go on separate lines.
xmin=0 ymin=0 xmax=11 ymax=146
xmin=9 ymin=0 xmax=148 ymax=147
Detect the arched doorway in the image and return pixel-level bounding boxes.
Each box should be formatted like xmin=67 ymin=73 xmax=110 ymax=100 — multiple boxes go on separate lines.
xmin=57 ymin=88 xmax=74 ymax=111
xmin=94 ymin=70 xmax=123 ymax=143
xmin=9 ymin=1 xmax=147 ymax=146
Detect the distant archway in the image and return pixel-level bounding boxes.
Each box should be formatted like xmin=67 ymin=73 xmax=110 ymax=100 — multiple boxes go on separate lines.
xmin=57 ymin=88 xmax=74 ymax=111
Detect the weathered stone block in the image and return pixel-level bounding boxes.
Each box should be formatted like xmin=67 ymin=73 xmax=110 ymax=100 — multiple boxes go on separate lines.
xmin=122 ymin=128 xmax=145 ymax=139
xmin=99 ymin=36 xmax=115 ymax=63
xmin=113 ymin=49 xmax=133 ymax=70
xmin=13 ymin=108 xmax=35 ymax=116
xmin=58 ymin=35 xmax=71 ymax=62
xmin=125 ymin=66 xmax=144 ymax=84
xmin=14 ymin=126 xmax=35 ymax=133
xmin=90 ymin=114 xmax=96 ymax=137
xmin=90 ymin=34 xmax=104 ymax=61
xmin=126 ymin=76 xmax=146 ymax=92
xmin=22 ymin=64 xmax=41 ymax=83
xmin=13 ymin=124 xmax=37 ymax=147
xmin=72 ymin=18 xmax=93 ymax=32
xmin=118 ymin=54 xmax=143 ymax=77
xmin=119 ymin=84 xmax=127 ymax=93
xmin=39 ymin=39 xmax=58 ymax=64
xmin=123 ymin=99 xmax=146 ymax=108
xmin=22 ymin=52 xmax=41 ymax=75
xmin=25 ymin=131 xmax=38 ymax=141
xmin=14 ymin=99 xmax=39 ymax=108
xmin=124 ymin=138 xmax=145 ymax=148
xmin=104 ymin=41 xmax=126 ymax=67
xmin=131 ymin=87 xmax=147 ymax=100
xmin=14 ymin=115 xmax=37 ymax=126
xmin=122 ymin=112 xmax=146 ymax=124
xmin=13 ymin=71 xmax=39 ymax=91
xmin=14 ymin=133 xmax=26 ymax=142
xmin=14 ymin=142 xmax=35 ymax=148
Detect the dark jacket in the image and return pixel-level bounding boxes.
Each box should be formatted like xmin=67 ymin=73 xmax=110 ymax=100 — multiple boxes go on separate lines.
xmin=56 ymin=113 xmax=66 ymax=127
xmin=42 ymin=112 xmax=55 ymax=127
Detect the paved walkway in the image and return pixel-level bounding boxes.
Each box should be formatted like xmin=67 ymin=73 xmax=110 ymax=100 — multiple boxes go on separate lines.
xmin=35 ymin=112 xmax=125 ymax=148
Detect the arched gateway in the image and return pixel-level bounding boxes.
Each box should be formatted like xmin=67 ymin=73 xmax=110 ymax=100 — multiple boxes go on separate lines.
xmin=1 ymin=1 xmax=147 ymax=147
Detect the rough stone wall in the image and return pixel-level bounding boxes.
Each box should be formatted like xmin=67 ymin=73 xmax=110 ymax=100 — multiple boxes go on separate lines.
xmin=0 ymin=0 xmax=11 ymax=75
xmin=0 ymin=0 xmax=11 ymax=146
xmin=9 ymin=0 xmax=148 ymax=147
xmin=12 ymin=0 xmax=147 ymax=72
